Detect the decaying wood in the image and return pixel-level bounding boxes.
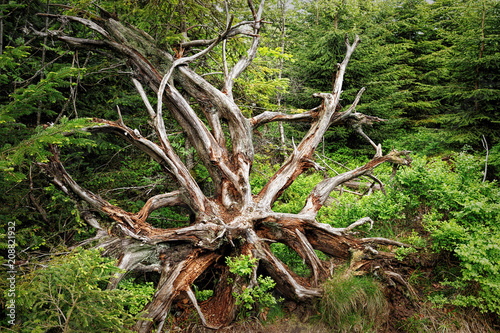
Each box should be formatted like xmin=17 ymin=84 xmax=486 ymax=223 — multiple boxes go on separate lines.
xmin=35 ymin=2 xmax=414 ymax=332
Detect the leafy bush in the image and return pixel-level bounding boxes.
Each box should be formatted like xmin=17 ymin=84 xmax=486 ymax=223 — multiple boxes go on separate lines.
xmin=234 ymin=275 xmax=279 ymax=313
xmin=193 ymin=285 xmax=213 ymax=302
xmin=395 ymin=154 xmax=500 ymax=315
xmin=395 ymin=230 xmax=426 ymax=261
xmin=319 ymin=269 xmax=388 ymax=332
xmin=118 ymin=279 xmax=156 ymax=315
xmin=225 ymin=255 xmax=281 ymax=317
xmin=226 ymin=254 xmax=259 ymax=278
xmin=11 ymin=248 xmax=150 ymax=333
xmin=306 ymin=153 xmax=500 ymax=316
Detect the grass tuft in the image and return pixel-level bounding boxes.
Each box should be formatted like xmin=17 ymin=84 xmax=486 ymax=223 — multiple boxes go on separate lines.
xmin=319 ymin=269 xmax=388 ymax=332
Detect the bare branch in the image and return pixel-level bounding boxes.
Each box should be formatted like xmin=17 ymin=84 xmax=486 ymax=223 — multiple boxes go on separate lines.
xmin=223 ymin=0 xmax=266 ymax=100
xmin=86 ymin=119 xmax=208 ymax=212
xmin=135 ymin=191 xmax=186 ymax=223
xmin=222 ymin=0 xmax=230 ymax=80
xmin=186 ymin=287 xmax=217 ymax=329
xmin=338 ymin=87 xmax=366 ymax=121
xmin=254 ymin=234 xmax=322 ymax=300
xmin=250 ymin=109 xmax=317 ymax=128
xmin=116 ymin=105 xmax=125 ymax=127
xmin=345 ymin=217 xmax=373 ymax=232
xmin=181 ymin=38 xmax=217 ymax=48
xmin=384 ymin=271 xmax=419 ymax=299
xmin=482 ymin=134 xmax=489 ymax=182
xmin=37 ymin=13 xmax=110 ymax=38
xmin=300 ymin=150 xmax=411 ymax=216
xmin=132 ymin=78 xmax=156 ymax=119
xmin=49 ymin=10 xmax=254 ymax=207
xmin=366 ymin=174 xmax=386 ymax=195
xmin=256 ymin=36 xmax=361 ymax=209
xmin=360 ymin=237 xmax=412 ymax=248
xmin=247 ymin=0 xmax=257 ymax=20
xmin=179 ymin=20 xmax=264 ymax=49
xmin=355 ymin=126 xmax=382 ymax=156
xmin=295 ymin=229 xmax=324 ymax=286
xmin=38 ymin=148 xmax=151 ymax=238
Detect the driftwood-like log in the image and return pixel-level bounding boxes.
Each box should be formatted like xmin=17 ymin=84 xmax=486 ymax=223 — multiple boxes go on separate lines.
xmin=34 ymin=2 xmax=414 ymax=332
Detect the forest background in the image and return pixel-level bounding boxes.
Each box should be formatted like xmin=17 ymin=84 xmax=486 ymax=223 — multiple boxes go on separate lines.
xmin=1 ymin=0 xmax=499 ymax=332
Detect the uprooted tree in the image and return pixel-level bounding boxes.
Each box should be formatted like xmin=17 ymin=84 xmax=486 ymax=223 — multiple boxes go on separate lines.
xmin=32 ymin=1 xmax=412 ymax=331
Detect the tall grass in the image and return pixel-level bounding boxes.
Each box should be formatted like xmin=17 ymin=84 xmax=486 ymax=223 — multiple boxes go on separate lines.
xmin=319 ymin=269 xmax=388 ymax=332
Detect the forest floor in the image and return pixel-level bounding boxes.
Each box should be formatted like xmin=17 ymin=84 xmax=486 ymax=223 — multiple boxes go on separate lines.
xmin=170 ymin=286 xmax=499 ymax=333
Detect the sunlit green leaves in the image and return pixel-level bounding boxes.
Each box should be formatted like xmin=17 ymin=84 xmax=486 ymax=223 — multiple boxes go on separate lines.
xmin=118 ymin=279 xmax=156 ymax=315
xmin=226 ymin=254 xmax=258 ymax=277
xmin=226 ymin=254 xmax=281 ymax=316
xmin=13 ymin=248 xmax=151 ymax=332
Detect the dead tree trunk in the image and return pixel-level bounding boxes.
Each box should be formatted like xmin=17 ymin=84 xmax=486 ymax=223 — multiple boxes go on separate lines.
xmin=35 ymin=2 xmax=412 ymax=332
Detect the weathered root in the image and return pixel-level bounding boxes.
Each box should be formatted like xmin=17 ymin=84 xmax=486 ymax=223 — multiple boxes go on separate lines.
xmin=62 ymin=207 xmax=417 ymax=333
xmin=295 ymin=229 xmax=324 ymax=287
xmin=134 ymin=249 xmax=220 ymax=333
xmin=100 ymin=237 xmax=158 ymax=289
xmin=199 ymin=266 xmax=241 ymax=328
xmin=383 ymin=270 xmax=419 ymax=300
xmin=70 ymin=199 xmax=416 ymax=332
xmin=32 ymin=9 xmax=417 ymax=331
xmin=257 ymin=242 xmax=322 ymax=300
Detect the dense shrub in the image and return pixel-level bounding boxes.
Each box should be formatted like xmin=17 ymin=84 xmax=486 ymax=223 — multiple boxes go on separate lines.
xmin=252 ymin=150 xmax=500 ymax=316
xmin=10 ymin=248 xmax=152 ymax=333
xmin=324 ymin=153 xmax=500 ymax=315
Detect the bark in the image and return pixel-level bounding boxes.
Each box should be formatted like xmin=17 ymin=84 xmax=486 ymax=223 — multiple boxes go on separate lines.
xmin=35 ymin=3 xmax=414 ymax=332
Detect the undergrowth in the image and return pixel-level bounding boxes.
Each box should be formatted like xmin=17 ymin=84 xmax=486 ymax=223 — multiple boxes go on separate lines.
xmin=318 ymin=268 xmax=388 ymax=332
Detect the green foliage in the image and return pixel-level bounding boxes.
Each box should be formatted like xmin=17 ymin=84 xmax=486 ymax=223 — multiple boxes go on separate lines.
xmin=270 ymin=243 xmax=310 ymax=277
xmin=318 ymin=180 xmax=410 ymax=237
xmin=118 ymin=279 xmax=156 ymax=315
xmin=0 ymin=117 xmax=98 ymax=188
xmin=1 ymin=66 xmax=81 ymax=120
xmin=236 ymin=46 xmax=293 ymax=115
xmin=394 ymin=246 xmax=417 ymax=261
xmin=193 ymin=285 xmax=213 ymax=302
xmin=397 ymin=155 xmax=500 ymax=315
xmin=0 ymin=45 xmax=30 ymax=89
xmin=11 ymin=248 xmax=150 ymax=333
xmin=309 ymin=153 xmax=500 ymax=316
xmin=285 ymin=0 xmax=423 ymax=149
xmin=395 ymin=230 xmax=425 ymax=260
xmin=3 ymin=117 xmax=97 ymax=161
xmin=226 ymin=254 xmax=258 ymax=278
xmin=423 ymin=210 xmax=467 ymax=252
xmin=385 ymin=127 xmax=457 ymax=156
xmin=285 ymin=0 xmax=500 ymax=155
xmin=487 ymin=142 xmax=500 ymax=179
xmin=234 ymin=275 xmax=280 ymax=313
xmin=273 ymin=172 xmax=324 ymax=214
xmin=226 ymin=254 xmax=281 ymax=317
xmin=319 ymin=269 xmax=388 ymax=332
xmin=421 ymin=0 xmax=500 ymax=144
